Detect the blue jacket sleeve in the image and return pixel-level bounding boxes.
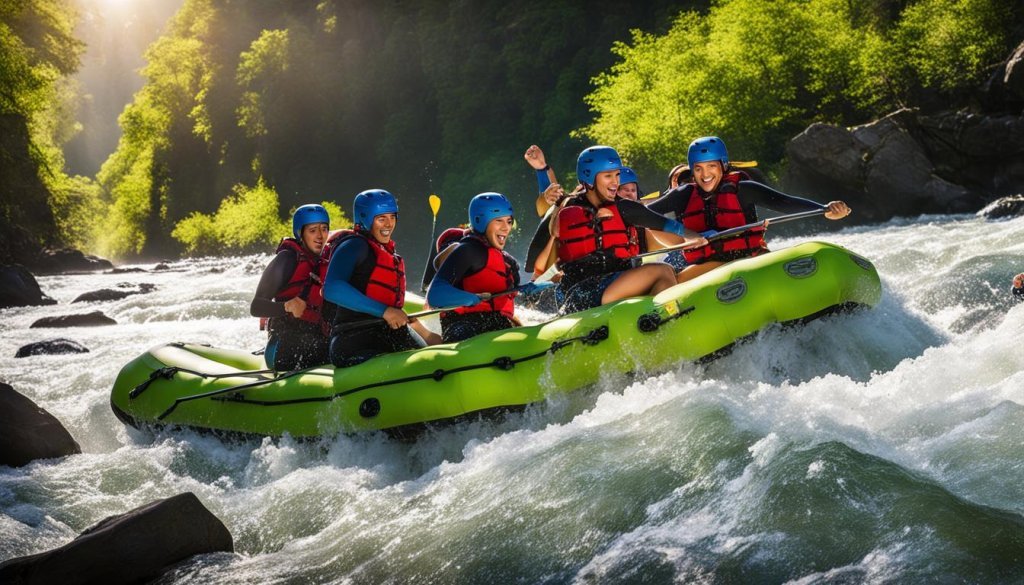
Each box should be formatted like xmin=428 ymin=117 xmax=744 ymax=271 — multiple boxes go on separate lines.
xmin=322 ymin=238 xmax=388 ymax=317
xmin=536 ymin=169 xmax=551 ymax=193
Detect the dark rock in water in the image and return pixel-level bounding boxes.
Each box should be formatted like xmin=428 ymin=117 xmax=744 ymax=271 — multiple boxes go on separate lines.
xmin=31 ymin=248 xmax=113 ymax=274
xmin=106 ymin=267 xmax=148 ymax=274
xmin=0 ymin=492 xmax=234 ymax=584
xmin=0 ymin=265 xmax=57 ymax=308
xmin=71 ymin=283 xmax=156 ymax=303
xmin=0 ymin=382 xmax=81 ymax=467
xmin=30 ymin=311 xmax=117 ymax=328
xmin=153 ymin=262 xmax=170 ymax=271
xmin=977 ymin=195 xmax=1024 ymax=220
xmin=15 ymin=338 xmax=90 ymax=358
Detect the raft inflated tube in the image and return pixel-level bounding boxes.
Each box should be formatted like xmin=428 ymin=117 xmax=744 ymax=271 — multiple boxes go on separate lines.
xmin=110 ymin=241 xmax=881 ymax=438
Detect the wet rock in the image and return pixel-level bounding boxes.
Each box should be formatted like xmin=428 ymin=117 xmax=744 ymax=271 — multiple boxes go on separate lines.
xmin=106 ymin=267 xmax=148 ymax=274
xmin=30 ymin=311 xmax=117 ymax=328
xmin=71 ymin=283 xmax=156 ymax=303
xmin=977 ymin=194 xmax=1024 ymax=220
xmin=0 ymin=492 xmax=234 ymax=585
xmin=784 ymin=110 xmax=985 ymax=222
xmin=31 ymin=248 xmax=113 ymax=274
xmin=0 ymin=265 xmax=57 ymax=308
xmin=14 ymin=338 xmax=90 ymax=358
xmin=153 ymin=262 xmax=170 ymax=271
xmin=0 ymin=382 xmax=81 ymax=467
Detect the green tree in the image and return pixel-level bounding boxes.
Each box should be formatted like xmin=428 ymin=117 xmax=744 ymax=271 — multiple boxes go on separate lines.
xmin=578 ymin=0 xmax=1018 ymax=172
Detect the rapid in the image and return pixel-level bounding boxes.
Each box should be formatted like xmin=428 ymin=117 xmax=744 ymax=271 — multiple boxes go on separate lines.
xmin=2 ymin=214 xmax=1024 ymax=584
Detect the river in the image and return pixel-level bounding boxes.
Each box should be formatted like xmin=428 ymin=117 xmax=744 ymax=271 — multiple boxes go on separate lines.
xmin=2 ymin=214 xmax=1024 ymax=583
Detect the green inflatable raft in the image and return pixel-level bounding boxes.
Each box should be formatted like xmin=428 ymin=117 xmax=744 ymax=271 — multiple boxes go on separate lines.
xmin=110 ymin=241 xmax=882 ymax=438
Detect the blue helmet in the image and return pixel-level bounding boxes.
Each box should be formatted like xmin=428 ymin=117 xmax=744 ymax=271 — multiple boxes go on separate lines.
xmin=687 ymin=136 xmax=729 ymax=168
xmin=576 ymin=145 xmax=623 ymax=188
xmin=353 ymin=189 xmax=398 ymax=229
xmin=292 ymin=204 xmax=330 ymax=239
xmin=619 ymin=166 xmax=639 ymax=186
xmin=469 ymin=192 xmax=514 ymax=234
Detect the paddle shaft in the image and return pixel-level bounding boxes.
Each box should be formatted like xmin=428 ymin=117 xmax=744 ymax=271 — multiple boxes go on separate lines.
xmin=420 ymin=195 xmax=442 ymax=292
xmin=343 ymin=285 xmax=529 ymax=330
xmin=634 ymin=208 xmax=827 ymax=260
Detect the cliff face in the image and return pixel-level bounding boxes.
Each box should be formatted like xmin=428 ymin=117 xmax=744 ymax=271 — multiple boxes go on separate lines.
xmin=783 ymin=41 xmax=1024 ymax=222
xmin=0 ymin=113 xmax=58 ymax=265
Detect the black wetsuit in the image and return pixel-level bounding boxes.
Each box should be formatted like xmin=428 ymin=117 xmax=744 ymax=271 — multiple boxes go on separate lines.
xmin=250 ymin=250 xmax=329 ymax=371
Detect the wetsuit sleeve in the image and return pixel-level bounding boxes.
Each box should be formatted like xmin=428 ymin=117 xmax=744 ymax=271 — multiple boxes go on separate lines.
xmin=524 ymin=212 xmax=554 ymax=269
xmin=536 ymin=169 xmax=551 ymax=193
xmin=322 ymin=238 xmax=388 ymax=317
xmin=250 ymin=250 xmax=297 ymax=318
xmin=738 ymin=181 xmax=827 ymax=214
xmin=617 ymin=199 xmax=689 ymax=235
xmin=645 ymin=185 xmax=692 ymax=222
xmin=426 ymin=242 xmax=489 ymax=309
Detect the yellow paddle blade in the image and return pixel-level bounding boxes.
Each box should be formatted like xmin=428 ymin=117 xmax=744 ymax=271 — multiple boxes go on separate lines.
xmin=428 ymin=194 xmax=441 ymax=216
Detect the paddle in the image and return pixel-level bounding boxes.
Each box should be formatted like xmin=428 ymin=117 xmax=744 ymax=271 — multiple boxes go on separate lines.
xmin=420 ymin=194 xmax=442 ymax=292
xmin=344 ymin=281 xmax=555 ymax=329
xmin=634 ymin=208 xmax=828 ymax=260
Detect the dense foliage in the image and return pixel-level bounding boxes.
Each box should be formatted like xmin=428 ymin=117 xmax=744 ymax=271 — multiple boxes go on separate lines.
xmin=171 ymin=180 xmax=351 ymax=255
xmin=578 ymin=0 xmax=1019 ymax=176
xmin=0 ymin=0 xmax=96 ymax=257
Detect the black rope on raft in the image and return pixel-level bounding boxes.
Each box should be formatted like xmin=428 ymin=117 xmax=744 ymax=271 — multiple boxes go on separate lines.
xmin=205 ymin=325 xmax=612 ymax=409
xmin=636 ymin=305 xmax=695 ymax=333
xmin=129 ymin=365 xmax=284 ymax=400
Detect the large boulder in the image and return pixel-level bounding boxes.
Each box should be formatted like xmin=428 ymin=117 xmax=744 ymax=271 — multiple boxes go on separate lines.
xmin=0 ymin=492 xmax=234 ymax=584
xmin=14 ymin=339 xmax=90 ymax=358
xmin=785 ymin=110 xmax=991 ymax=221
xmin=0 ymin=265 xmax=56 ymax=308
xmin=30 ymin=248 xmax=113 ymax=274
xmin=0 ymin=383 xmax=80 ymax=467
xmin=30 ymin=311 xmax=117 ymax=328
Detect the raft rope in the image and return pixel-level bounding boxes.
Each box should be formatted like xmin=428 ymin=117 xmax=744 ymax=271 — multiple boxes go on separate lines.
xmin=129 ymin=365 xmax=282 ymax=400
xmin=152 ymin=325 xmax=610 ymax=420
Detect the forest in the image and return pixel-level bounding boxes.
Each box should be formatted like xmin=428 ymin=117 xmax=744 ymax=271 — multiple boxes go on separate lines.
xmin=1 ymin=0 xmax=1021 ymax=270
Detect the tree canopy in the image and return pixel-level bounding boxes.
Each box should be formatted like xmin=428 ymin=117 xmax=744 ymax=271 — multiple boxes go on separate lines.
xmin=578 ymin=0 xmax=1018 ymax=177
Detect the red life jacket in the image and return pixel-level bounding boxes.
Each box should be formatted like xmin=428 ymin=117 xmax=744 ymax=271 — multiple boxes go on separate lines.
xmin=556 ymin=199 xmax=640 ymax=264
xmin=680 ymin=171 xmax=767 ymax=263
xmin=320 ymin=228 xmax=355 ymax=282
xmin=271 ymin=238 xmax=323 ymax=324
xmin=323 ymin=230 xmax=406 ymax=326
xmin=446 ymin=234 xmax=517 ymax=319
xmin=555 ymin=198 xmax=640 ymax=286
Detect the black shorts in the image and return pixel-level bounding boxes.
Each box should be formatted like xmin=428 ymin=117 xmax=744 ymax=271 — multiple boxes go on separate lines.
xmin=439 ymin=311 xmax=515 ymax=343
xmin=329 ymin=321 xmax=424 ymax=368
xmin=265 ymin=319 xmax=329 ymax=371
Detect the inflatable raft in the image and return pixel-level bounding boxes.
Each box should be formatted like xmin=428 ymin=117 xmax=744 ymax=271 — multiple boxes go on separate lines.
xmin=110 ymin=242 xmax=881 ymax=438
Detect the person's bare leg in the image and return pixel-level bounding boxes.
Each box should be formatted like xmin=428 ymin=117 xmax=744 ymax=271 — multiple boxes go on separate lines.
xmin=675 ymin=261 xmax=724 ymax=284
xmin=601 ymin=263 xmax=677 ymax=304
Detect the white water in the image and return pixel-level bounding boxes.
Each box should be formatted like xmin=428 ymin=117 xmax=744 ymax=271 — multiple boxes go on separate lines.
xmin=3 ymin=215 xmax=1024 ymax=583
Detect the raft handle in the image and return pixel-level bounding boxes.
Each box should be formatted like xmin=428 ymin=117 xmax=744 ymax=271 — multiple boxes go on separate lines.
xmin=637 ymin=305 xmax=695 ymax=333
